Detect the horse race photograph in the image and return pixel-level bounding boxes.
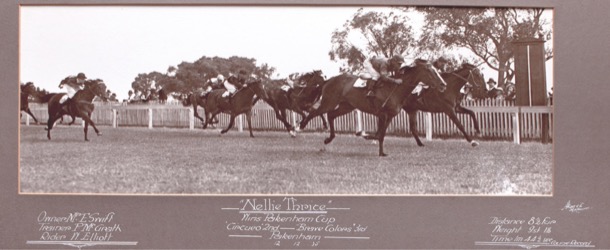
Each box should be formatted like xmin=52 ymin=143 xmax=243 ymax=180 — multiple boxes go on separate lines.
xmin=19 ymin=5 xmax=553 ymax=195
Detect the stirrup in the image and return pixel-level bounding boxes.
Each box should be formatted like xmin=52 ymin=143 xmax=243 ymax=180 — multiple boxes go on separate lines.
xmin=366 ymin=90 xmax=375 ymax=97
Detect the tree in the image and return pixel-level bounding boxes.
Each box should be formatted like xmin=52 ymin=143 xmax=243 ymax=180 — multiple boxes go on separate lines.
xmin=131 ymin=56 xmax=276 ymax=96
xmin=417 ymin=7 xmax=553 ymax=89
xmin=329 ymin=8 xmax=417 ymax=73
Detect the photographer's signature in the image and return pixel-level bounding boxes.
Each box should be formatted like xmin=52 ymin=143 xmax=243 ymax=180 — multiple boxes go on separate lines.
xmin=561 ymin=200 xmax=590 ymax=213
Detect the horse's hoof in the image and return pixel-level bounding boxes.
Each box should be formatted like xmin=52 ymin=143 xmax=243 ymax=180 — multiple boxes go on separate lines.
xmin=379 ymin=152 xmax=388 ymax=157
xmin=324 ymin=138 xmax=333 ymax=144
xmin=417 ymin=143 xmax=425 ymax=147
xmin=471 ymin=141 xmax=479 ymax=147
xmin=355 ymin=131 xmax=363 ymax=136
xmin=289 ymin=130 xmax=297 ymax=138
xmin=85 ymin=139 xmax=89 ymax=142
xmin=97 ymin=132 xmax=102 ymax=136
xmin=220 ymin=130 xmax=227 ymax=134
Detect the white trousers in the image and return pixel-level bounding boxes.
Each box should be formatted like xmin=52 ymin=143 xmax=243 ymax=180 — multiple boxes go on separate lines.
xmin=363 ymin=60 xmax=380 ymax=81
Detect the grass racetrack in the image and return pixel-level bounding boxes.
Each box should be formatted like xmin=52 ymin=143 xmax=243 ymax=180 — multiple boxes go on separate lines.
xmin=19 ymin=125 xmax=552 ymax=195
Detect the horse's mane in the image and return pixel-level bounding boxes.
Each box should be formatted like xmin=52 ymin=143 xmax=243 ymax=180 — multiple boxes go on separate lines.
xmin=265 ymin=79 xmax=288 ymax=88
xmin=398 ymin=59 xmax=430 ymax=76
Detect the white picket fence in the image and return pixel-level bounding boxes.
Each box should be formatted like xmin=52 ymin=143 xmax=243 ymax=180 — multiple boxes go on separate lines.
xmin=22 ymin=100 xmax=553 ymax=144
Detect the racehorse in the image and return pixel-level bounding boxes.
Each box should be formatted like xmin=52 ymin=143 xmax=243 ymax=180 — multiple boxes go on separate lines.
xmin=182 ymin=92 xmax=220 ymax=128
xmin=20 ymin=82 xmax=39 ymax=124
xmin=45 ymin=79 xmax=108 ymax=141
xmin=201 ymin=76 xmax=267 ymax=137
xmin=299 ymin=59 xmax=447 ymax=156
xmin=261 ymin=71 xmax=327 ymax=137
xmin=403 ymin=63 xmax=485 ymax=147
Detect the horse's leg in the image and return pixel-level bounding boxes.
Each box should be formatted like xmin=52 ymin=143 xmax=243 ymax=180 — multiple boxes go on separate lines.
xmin=376 ymin=115 xmax=393 ymax=157
xmin=79 ymin=111 xmax=101 ymax=140
xmin=46 ymin=115 xmax=61 ymax=140
xmin=67 ymin=114 xmax=76 ymax=125
xmin=456 ymin=105 xmax=481 ymax=136
xmin=324 ymin=103 xmax=354 ymax=144
xmin=221 ymin=114 xmax=236 ymax=134
xmin=202 ymin=111 xmax=210 ymax=129
xmin=408 ymin=111 xmax=425 ymax=147
xmin=245 ymin=111 xmax=255 ymax=138
xmin=274 ymin=108 xmax=291 ymax=131
xmin=25 ymin=108 xmax=39 ymax=124
xmin=300 ymin=95 xmax=339 ymax=130
xmin=319 ymin=114 xmax=328 ymax=130
xmin=445 ymin=110 xmax=478 ymax=147
xmin=192 ymin=105 xmax=205 ymax=125
xmin=83 ymin=119 xmax=89 ymax=141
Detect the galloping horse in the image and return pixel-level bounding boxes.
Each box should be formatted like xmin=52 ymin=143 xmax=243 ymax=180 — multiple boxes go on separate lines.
xmin=262 ymin=71 xmax=327 ymax=137
xmin=20 ymin=82 xmax=39 ymax=124
xmin=201 ymin=76 xmax=267 ymax=137
xmin=403 ymin=63 xmax=485 ymax=147
xmin=45 ymin=79 xmax=108 ymax=141
xmin=300 ymin=59 xmax=447 ymax=156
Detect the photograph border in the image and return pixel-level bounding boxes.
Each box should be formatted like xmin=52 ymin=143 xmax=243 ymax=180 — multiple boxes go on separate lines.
xmin=3 ymin=0 xmax=610 ymax=249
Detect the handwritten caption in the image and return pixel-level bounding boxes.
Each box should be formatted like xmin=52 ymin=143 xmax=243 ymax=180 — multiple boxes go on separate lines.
xmin=27 ymin=211 xmax=137 ymax=249
xmin=476 ymin=216 xmax=594 ymax=249
xmin=35 ymin=211 xmax=122 ymax=241
xmin=223 ymin=197 xmax=369 ymax=248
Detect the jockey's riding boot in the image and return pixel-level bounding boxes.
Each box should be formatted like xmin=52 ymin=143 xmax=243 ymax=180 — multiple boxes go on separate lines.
xmin=366 ymin=80 xmax=375 ymax=98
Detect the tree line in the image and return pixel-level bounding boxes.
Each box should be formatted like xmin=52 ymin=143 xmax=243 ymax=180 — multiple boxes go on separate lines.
xmin=124 ymin=7 xmax=555 ymax=101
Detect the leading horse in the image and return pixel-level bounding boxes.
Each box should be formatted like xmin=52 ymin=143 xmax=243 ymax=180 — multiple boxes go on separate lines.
xmin=261 ymin=71 xmax=327 ymax=137
xmin=20 ymin=82 xmax=39 ymax=124
xmin=201 ymin=76 xmax=267 ymax=137
xmin=403 ymin=63 xmax=485 ymax=147
xmin=299 ymin=59 xmax=447 ymax=156
xmin=45 ymin=79 xmax=108 ymax=141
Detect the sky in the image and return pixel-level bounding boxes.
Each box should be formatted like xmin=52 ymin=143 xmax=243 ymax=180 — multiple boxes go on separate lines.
xmin=20 ymin=6 xmax=553 ymax=100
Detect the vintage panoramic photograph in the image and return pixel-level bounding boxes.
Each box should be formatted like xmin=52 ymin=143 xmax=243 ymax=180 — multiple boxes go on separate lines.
xmin=19 ymin=5 xmax=554 ymax=195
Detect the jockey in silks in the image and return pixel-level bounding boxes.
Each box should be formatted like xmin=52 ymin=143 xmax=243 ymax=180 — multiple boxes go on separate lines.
xmin=201 ymin=74 xmax=225 ymax=97
xmin=58 ymin=72 xmax=87 ymax=111
xmin=222 ymin=69 xmax=249 ymax=100
xmin=362 ymin=55 xmax=405 ymax=97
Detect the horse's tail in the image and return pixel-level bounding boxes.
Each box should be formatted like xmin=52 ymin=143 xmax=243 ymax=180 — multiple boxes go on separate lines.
xmin=38 ymin=93 xmax=56 ymax=103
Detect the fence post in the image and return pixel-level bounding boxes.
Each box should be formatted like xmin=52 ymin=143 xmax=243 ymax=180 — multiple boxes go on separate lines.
xmin=238 ymin=114 xmax=243 ymax=132
xmin=512 ymin=108 xmax=521 ymax=144
xmin=148 ymin=108 xmax=153 ymax=129
xmin=26 ymin=115 xmax=30 ymax=126
xmin=112 ymin=109 xmax=117 ymax=128
xmin=189 ymin=108 xmax=194 ymax=130
xmin=356 ymin=110 xmax=364 ymax=134
xmin=425 ymin=112 xmax=432 ymax=141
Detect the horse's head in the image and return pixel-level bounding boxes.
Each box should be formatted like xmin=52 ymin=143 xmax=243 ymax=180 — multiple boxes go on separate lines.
xmin=298 ymin=70 xmax=326 ymax=87
xmin=21 ymin=82 xmax=37 ymax=95
xmin=245 ymin=79 xmax=268 ymax=100
xmin=84 ymin=79 xmax=108 ymax=102
xmin=461 ymin=63 xmax=485 ymax=89
xmin=400 ymin=59 xmax=447 ymax=92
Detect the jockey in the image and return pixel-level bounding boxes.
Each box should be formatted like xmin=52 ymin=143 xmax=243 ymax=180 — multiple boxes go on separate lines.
xmin=362 ymin=55 xmax=404 ymax=97
xmin=58 ymin=72 xmax=87 ymax=107
xmin=202 ymin=74 xmax=224 ymax=96
xmin=223 ymin=69 xmax=248 ymax=99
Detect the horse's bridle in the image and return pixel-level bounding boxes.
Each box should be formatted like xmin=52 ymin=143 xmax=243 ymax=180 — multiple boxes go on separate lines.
xmin=451 ymin=68 xmax=482 ymax=88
